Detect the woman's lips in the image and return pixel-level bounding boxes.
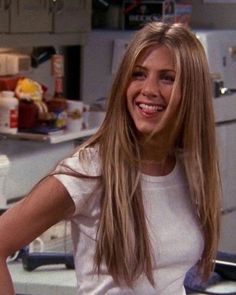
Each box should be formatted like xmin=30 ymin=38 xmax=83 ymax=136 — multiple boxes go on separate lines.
xmin=136 ymin=102 xmax=166 ymax=116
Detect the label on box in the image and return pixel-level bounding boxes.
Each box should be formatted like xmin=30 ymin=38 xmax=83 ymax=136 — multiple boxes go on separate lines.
xmin=123 ymin=1 xmax=176 ymax=30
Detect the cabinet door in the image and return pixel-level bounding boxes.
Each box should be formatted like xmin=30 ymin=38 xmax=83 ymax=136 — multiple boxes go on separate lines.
xmin=0 ymin=0 xmax=10 ymax=32
xmin=53 ymin=0 xmax=91 ymax=33
xmin=10 ymin=0 xmax=52 ymax=33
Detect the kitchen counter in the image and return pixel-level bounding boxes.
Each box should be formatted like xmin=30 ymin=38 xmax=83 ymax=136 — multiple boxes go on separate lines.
xmin=9 ymin=262 xmax=236 ymax=295
xmin=190 ymin=281 xmax=236 ymax=294
xmin=9 ymin=262 xmax=76 ymax=295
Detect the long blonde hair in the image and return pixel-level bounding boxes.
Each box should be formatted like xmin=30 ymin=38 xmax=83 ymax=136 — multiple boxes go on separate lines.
xmin=81 ymin=22 xmax=221 ymax=286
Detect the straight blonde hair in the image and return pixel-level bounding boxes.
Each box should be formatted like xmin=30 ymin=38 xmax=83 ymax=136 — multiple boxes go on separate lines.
xmin=80 ymin=22 xmax=221 ymax=286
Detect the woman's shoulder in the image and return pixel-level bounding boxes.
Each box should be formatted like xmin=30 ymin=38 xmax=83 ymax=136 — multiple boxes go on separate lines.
xmin=55 ymin=144 xmax=102 ymax=177
xmin=73 ymin=144 xmax=99 ymax=159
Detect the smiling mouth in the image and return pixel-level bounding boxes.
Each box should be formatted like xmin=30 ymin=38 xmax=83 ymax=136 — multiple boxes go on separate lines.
xmin=137 ymin=102 xmax=166 ymax=113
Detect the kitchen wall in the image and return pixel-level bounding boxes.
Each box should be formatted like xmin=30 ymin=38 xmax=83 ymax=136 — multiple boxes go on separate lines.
xmin=80 ymin=30 xmax=133 ymax=104
xmin=1 ymin=139 xmax=74 ymax=202
xmin=26 ymin=58 xmax=54 ymax=96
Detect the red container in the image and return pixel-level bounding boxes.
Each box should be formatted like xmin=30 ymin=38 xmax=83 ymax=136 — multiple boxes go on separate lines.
xmin=18 ymin=100 xmax=39 ymax=129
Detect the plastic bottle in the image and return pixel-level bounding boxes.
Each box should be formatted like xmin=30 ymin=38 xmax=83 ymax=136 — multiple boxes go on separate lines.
xmin=0 ymin=90 xmax=18 ymax=134
xmin=47 ymin=77 xmax=67 ymax=130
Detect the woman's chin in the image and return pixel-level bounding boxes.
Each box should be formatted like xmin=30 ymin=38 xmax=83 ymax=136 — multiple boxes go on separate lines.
xmin=136 ymin=124 xmax=162 ymax=136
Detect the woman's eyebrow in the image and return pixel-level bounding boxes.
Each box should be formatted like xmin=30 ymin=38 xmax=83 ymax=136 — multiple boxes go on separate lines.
xmin=159 ymin=69 xmax=176 ymax=73
xmin=133 ymin=65 xmax=145 ymax=70
xmin=134 ymin=64 xmax=176 ymax=71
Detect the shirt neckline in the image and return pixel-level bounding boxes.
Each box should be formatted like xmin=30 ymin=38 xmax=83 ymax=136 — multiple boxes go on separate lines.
xmin=141 ymin=159 xmax=180 ymax=183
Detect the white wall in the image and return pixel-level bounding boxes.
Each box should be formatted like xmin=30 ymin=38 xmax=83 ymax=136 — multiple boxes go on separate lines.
xmin=0 ymin=139 xmax=75 ymax=201
xmin=80 ymin=30 xmax=134 ymax=104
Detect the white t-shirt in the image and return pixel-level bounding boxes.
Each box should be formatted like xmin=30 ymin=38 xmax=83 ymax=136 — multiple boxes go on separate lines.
xmin=54 ymin=147 xmax=204 ymax=295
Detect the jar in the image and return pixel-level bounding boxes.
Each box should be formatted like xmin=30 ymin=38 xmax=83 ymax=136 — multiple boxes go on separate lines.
xmin=18 ymin=99 xmax=39 ymax=129
xmin=67 ymin=100 xmax=84 ymax=131
xmin=47 ymin=97 xmax=68 ymax=129
xmin=0 ymin=91 xmax=18 ymax=134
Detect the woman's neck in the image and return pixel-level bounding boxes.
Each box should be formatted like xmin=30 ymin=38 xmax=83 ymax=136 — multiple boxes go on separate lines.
xmin=138 ymin=134 xmax=176 ymax=176
xmin=141 ymin=154 xmax=176 ymax=176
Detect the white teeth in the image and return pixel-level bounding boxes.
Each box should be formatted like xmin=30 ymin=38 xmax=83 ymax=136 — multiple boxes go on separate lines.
xmin=139 ymin=103 xmax=164 ymax=112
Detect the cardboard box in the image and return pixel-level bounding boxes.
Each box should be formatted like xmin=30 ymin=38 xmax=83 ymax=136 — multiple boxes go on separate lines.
xmin=123 ymin=0 xmax=176 ymax=30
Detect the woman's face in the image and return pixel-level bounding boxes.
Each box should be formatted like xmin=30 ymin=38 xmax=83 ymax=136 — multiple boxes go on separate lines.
xmin=126 ymin=45 xmax=181 ymax=135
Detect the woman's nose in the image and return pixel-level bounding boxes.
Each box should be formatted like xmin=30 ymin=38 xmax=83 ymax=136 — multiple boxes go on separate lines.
xmin=141 ymin=76 xmax=159 ymax=98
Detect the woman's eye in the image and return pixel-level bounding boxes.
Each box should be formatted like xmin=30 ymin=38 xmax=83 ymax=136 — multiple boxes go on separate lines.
xmin=132 ymin=71 xmax=145 ymax=79
xmin=162 ymin=74 xmax=175 ymax=83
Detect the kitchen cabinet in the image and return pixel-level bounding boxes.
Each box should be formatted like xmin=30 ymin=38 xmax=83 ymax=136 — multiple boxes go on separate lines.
xmin=0 ymin=0 xmax=91 ymax=46
xmin=10 ymin=0 xmax=91 ymax=34
xmin=53 ymin=0 xmax=91 ymax=33
xmin=10 ymin=0 xmax=51 ymax=33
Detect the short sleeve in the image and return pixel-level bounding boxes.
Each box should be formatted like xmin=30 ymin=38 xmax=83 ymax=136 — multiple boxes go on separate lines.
xmin=53 ymin=146 xmax=101 ymax=215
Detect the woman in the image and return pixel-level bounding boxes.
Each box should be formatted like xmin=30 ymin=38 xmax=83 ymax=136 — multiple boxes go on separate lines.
xmin=0 ymin=22 xmax=220 ymax=294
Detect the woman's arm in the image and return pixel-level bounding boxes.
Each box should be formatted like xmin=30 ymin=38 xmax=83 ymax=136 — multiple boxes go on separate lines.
xmin=0 ymin=175 xmax=75 ymax=295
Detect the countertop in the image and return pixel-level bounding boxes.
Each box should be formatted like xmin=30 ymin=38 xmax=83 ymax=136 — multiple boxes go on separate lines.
xmin=190 ymin=281 xmax=236 ymax=294
xmin=9 ymin=262 xmax=236 ymax=295
xmin=9 ymin=262 xmax=76 ymax=295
